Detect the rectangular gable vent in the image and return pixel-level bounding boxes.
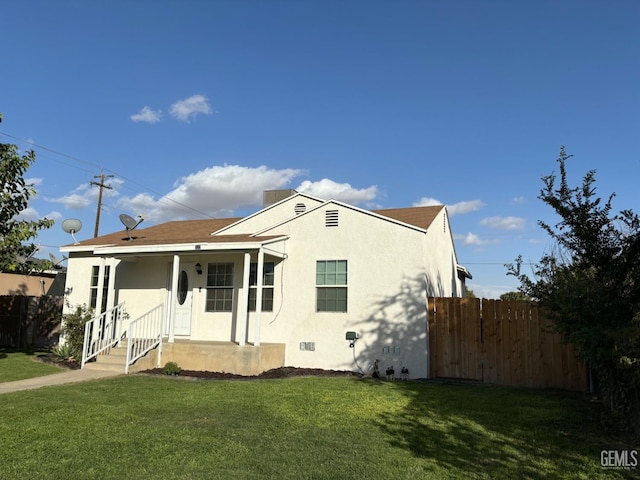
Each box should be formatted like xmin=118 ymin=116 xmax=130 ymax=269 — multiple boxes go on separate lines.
xmin=325 ymin=209 xmax=339 ymax=227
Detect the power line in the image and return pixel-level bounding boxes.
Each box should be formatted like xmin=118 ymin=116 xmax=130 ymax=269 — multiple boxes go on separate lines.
xmin=460 ymin=262 xmax=537 ymax=265
xmin=0 ymin=130 xmax=216 ymax=220
xmin=0 ymin=130 xmax=104 ymax=170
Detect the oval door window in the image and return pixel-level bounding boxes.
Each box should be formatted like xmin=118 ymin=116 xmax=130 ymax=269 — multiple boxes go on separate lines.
xmin=177 ymin=270 xmax=188 ymax=305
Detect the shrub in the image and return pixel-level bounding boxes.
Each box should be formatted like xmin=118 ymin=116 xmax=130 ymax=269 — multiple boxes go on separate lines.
xmin=60 ymin=304 xmax=94 ymax=361
xmin=162 ymin=362 xmax=182 ymax=376
xmin=52 ymin=342 xmax=77 ymax=361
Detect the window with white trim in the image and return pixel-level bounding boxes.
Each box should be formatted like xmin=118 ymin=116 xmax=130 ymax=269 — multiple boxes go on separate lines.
xmin=89 ymin=265 xmax=110 ymax=313
xmin=316 ymin=260 xmax=347 ymax=312
xmin=248 ymin=262 xmax=275 ymax=311
xmin=205 ymin=263 xmax=234 ymax=312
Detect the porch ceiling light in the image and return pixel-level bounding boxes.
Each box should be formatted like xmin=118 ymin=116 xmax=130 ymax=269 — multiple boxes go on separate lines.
xmin=195 ymin=263 xmax=203 ymax=275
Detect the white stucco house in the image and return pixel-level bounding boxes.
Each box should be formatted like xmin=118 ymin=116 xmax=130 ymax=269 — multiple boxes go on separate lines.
xmin=60 ymin=191 xmax=471 ymax=379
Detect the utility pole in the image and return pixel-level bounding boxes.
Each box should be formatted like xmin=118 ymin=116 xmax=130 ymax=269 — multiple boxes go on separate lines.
xmin=90 ymin=170 xmax=114 ymax=238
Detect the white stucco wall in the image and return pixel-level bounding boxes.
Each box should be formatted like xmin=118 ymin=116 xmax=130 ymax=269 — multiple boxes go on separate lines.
xmin=63 ymin=254 xmax=109 ymax=314
xmin=422 ymin=208 xmax=464 ymax=297
xmin=245 ymin=203 xmax=435 ymax=377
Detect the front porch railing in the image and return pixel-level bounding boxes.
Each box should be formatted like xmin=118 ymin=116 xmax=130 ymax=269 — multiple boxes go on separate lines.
xmin=81 ymin=302 xmax=126 ymax=368
xmin=125 ymin=304 xmax=164 ymax=374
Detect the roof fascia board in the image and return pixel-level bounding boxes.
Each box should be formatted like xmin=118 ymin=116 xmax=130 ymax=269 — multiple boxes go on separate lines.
xmin=60 ymin=244 xmax=110 ymax=254
xmin=92 ymin=237 xmax=288 ymax=256
xmin=442 ymin=205 xmax=465 ymax=271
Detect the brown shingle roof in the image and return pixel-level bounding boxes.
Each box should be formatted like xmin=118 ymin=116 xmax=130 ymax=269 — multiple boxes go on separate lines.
xmin=71 ymin=218 xmax=243 ymax=247
xmin=69 ymin=205 xmax=444 ymax=249
xmin=373 ymin=205 xmax=444 ymax=230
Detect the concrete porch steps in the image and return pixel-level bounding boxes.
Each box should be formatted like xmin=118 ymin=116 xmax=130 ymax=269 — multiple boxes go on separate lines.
xmin=83 ymin=340 xmax=128 ymax=373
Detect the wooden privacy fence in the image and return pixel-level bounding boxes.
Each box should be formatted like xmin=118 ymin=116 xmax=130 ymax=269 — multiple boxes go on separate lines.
xmin=427 ymin=297 xmax=588 ymax=391
xmin=0 ymin=295 xmax=63 ymax=348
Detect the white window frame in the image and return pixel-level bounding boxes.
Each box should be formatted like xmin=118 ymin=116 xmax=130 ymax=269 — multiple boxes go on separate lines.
xmin=316 ymin=260 xmax=347 ymax=312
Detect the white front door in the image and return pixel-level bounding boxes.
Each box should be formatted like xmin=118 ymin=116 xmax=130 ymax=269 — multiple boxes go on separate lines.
xmin=174 ymin=263 xmax=194 ymax=336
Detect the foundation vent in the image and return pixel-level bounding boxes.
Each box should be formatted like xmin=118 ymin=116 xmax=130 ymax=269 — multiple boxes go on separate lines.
xmin=299 ymin=342 xmax=316 ymax=351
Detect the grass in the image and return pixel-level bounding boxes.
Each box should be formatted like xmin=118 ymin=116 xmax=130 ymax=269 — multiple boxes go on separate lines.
xmin=0 ymin=349 xmax=64 ymax=383
xmin=0 ymin=375 xmax=634 ymax=479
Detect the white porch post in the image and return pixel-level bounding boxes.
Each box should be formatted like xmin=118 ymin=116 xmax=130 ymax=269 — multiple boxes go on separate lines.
xmin=92 ymin=257 xmax=106 ymax=343
xmin=95 ymin=257 xmax=106 ymax=314
xmin=105 ymin=257 xmax=118 ymax=338
xmin=254 ymin=248 xmax=264 ymax=347
xmin=105 ymin=257 xmax=116 ymax=310
xmin=238 ymin=252 xmax=251 ymax=346
xmin=168 ymin=254 xmax=180 ymax=343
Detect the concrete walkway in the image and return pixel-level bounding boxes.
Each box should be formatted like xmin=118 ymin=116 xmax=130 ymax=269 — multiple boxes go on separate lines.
xmin=0 ymin=368 xmax=122 ymax=394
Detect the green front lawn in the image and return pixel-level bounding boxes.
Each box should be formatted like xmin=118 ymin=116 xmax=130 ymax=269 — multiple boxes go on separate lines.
xmin=0 ymin=349 xmax=63 ymax=383
xmin=0 ymin=376 xmax=632 ymax=479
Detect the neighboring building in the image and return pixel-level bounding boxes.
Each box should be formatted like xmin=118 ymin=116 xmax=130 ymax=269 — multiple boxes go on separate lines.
xmin=0 ymin=271 xmax=66 ymax=296
xmin=60 ymin=191 xmax=471 ymax=378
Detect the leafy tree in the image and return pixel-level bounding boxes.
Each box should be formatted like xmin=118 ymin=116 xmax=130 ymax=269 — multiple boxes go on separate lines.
xmin=508 ymin=147 xmax=640 ymax=426
xmin=0 ymin=135 xmax=54 ymax=273
xmin=499 ymin=291 xmax=531 ymax=302
xmin=464 ymin=286 xmax=476 ymax=298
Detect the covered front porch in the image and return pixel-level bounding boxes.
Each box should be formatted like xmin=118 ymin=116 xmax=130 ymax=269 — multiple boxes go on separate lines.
xmin=80 ymin=235 xmax=289 ymax=374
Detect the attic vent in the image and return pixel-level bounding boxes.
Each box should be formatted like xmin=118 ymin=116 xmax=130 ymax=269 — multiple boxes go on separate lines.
xmin=294 ymin=203 xmax=306 ymax=215
xmin=325 ymin=209 xmax=339 ymax=227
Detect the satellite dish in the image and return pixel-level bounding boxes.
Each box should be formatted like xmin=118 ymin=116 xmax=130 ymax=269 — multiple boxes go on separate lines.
xmin=49 ymin=252 xmax=68 ymax=269
xmin=15 ymin=245 xmax=39 ymax=265
xmin=119 ymin=213 xmax=144 ymax=240
xmin=62 ymin=218 xmax=82 ymax=244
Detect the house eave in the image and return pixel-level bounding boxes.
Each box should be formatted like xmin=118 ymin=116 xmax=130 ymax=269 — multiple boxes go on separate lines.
xmin=457 ymin=265 xmax=472 ymax=279
xmin=66 ymin=236 xmax=289 ymax=257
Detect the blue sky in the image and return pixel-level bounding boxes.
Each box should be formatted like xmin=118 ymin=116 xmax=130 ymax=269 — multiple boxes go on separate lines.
xmin=2 ymin=0 xmax=639 ymax=298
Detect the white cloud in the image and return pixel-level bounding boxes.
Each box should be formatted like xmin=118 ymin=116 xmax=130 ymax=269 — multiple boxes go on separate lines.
xmin=467 ymin=283 xmax=516 ymax=300
xmin=131 ymin=106 xmax=162 ymax=123
xmin=413 ymin=197 xmax=442 ymax=207
xmin=15 ymin=207 xmax=62 ymax=222
xmin=15 ymin=207 xmax=40 ymax=221
xmin=481 ymin=216 xmax=526 ymax=230
xmin=48 ymin=192 xmax=93 ymax=209
xmin=414 ymin=197 xmax=484 ymax=215
xmin=170 ymin=95 xmax=213 ymax=122
xmin=511 ymin=196 xmax=527 ymax=204
xmin=447 ymin=200 xmax=485 ymax=216
xmin=46 ymin=210 xmax=63 ymax=222
xmin=455 ymin=232 xmax=494 ymax=246
xmin=296 ymin=179 xmax=378 ymax=205
xmin=25 ymin=177 xmax=44 ymax=187
xmin=48 ymin=178 xmax=123 ymax=210
xmin=117 ymin=164 xmax=303 ymax=222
